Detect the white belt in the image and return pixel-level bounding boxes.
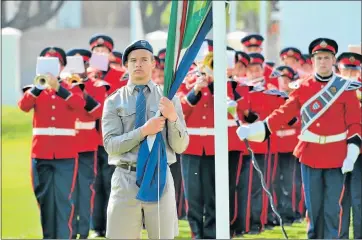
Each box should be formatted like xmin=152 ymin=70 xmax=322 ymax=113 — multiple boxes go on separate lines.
xmin=187 ymin=128 xmax=214 ymax=136
xmin=75 ymin=121 xmax=96 ymax=130
xmin=187 ymin=120 xmax=237 ymax=136
xmin=298 ymin=130 xmax=347 ymax=144
xmin=276 ymin=129 xmax=297 ymax=137
xmin=33 ymin=127 xmax=76 ymax=136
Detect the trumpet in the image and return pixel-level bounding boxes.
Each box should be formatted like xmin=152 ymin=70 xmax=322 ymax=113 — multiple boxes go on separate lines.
xmin=34 ymin=74 xmax=50 ymax=90
xmin=67 ymin=74 xmax=82 ymax=84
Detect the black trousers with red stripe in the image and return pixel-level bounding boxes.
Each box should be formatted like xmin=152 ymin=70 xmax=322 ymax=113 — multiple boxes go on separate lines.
xmin=229 ymin=151 xmax=243 ymax=235
xmin=237 ymin=154 xmax=265 ymax=233
xmin=275 ymin=152 xmax=297 ymax=222
xmin=181 ymin=153 xmax=216 ymax=239
xmin=170 ymin=154 xmax=187 ymax=220
xmin=301 ymin=163 xmax=349 ymax=239
xmin=294 ymin=160 xmax=305 ymax=219
xmin=31 ymin=158 xmax=78 ymax=239
xmin=341 ymin=154 xmax=362 ymax=239
xmin=73 ymin=151 xmax=97 ymax=238
xmin=91 ymin=146 xmax=115 ymax=233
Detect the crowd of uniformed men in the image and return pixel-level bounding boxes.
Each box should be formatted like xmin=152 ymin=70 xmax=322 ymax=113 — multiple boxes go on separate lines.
xmin=18 ymin=32 xmax=361 ymax=239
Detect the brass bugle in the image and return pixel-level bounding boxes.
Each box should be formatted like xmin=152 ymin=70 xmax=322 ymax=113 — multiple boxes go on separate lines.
xmin=67 ymin=74 xmax=82 ymax=84
xmin=34 ymin=74 xmax=49 ymax=90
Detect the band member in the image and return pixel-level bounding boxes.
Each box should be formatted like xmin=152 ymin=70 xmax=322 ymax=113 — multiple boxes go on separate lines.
xmin=241 ymin=34 xmax=278 ymax=90
xmin=301 ymin=54 xmax=313 ymax=75
xmin=279 ymin=47 xmax=303 ymax=72
xmin=88 ymin=34 xmax=125 ymax=95
xmin=236 ymin=38 xmax=361 ymax=239
xmin=66 ymin=48 xmax=103 ymax=239
xmin=337 ymin=51 xmax=362 ymax=239
xmin=18 ymin=47 xmax=85 ymax=239
xmin=280 ymin=47 xmax=309 ymax=80
xmin=229 ymin=50 xmax=250 ymax=236
xmin=180 ymin=50 xmax=234 ymax=239
xmin=109 ymin=51 xmax=128 ymax=90
xmin=88 ymin=34 xmax=117 ymax=238
xmin=234 ymin=52 xmax=281 ymax=233
xmin=270 ymin=66 xmax=302 ymax=224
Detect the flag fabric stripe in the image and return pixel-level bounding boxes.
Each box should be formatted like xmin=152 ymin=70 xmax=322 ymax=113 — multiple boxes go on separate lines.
xmin=136 ymin=0 xmax=213 ymax=202
xmin=169 ymin=7 xmax=213 ymax=98
xmin=175 ymin=0 xmax=189 ymax=70
xmin=172 ymin=2 xmax=184 ymax=71
xmin=182 ymin=1 xmax=212 ymax=49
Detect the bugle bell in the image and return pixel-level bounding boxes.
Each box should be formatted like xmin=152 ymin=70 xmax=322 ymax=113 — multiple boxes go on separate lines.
xmin=34 ymin=74 xmax=50 ymax=90
xmin=67 ymin=74 xmax=82 ymax=84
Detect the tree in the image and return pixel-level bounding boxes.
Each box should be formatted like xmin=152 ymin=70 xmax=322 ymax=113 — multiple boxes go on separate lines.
xmin=1 ymin=1 xmax=65 ymax=31
xmin=139 ymin=1 xmax=171 ymax=34
xmin=236 ymin=1 xmax=260 ymax=32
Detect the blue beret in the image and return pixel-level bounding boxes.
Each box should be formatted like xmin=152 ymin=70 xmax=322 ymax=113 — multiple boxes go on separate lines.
xmin=39 ymin=47 xmax=67 ymax=66
xmin=122 ymin=40 xmax=153 ymax=64
xmin=89 ymin=34 xmax=114 ymax=51
xmin=66 ymin=48 xmax=92 ymax=62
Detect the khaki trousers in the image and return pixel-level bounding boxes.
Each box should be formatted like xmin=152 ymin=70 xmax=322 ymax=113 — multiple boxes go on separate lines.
xmin=106 ymin=166 xmax=179 ymax=239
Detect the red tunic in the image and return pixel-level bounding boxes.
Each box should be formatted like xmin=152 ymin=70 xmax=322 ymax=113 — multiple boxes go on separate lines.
xmin=181 ymin=81 xmax=234 ymax=156
xmin=267 ymin=76 xmax=361 ymax=168
xmin=18 ymin=81 xmax=85 ymax=159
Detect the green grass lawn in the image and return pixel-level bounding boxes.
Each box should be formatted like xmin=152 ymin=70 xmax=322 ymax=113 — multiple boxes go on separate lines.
xmin=1 ymin=105 xmax=315 ymax=239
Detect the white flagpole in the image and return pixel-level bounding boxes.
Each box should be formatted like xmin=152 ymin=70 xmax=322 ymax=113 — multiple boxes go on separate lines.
xmin=212 ymin=1 xmax=230 ymax=239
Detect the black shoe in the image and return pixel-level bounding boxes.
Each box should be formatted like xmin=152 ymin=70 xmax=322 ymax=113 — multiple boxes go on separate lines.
xmin=234 ymin=231 xmax=244 ymax=237
xmin=248 ymin=225 xmax=261 ymax=235
xmin=264 ymin=224 xmax=274 ymax=230
xmin=79 ymin=235 xmax=88 ymax=239
xmin=293 ymin=218 xmax=304 ymax=223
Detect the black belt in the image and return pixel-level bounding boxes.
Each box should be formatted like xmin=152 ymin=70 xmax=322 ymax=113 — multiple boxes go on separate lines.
xmin=118 ymin=163 xmax=136 ymax=172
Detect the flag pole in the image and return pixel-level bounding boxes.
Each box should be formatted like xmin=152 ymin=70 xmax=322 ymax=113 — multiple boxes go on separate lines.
xmin=212 ymin=1 xmax=230 ymax=239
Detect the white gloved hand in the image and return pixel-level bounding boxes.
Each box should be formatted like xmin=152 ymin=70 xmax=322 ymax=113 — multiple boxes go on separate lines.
xmin=236 ymin=125 xmax=250 ymax=141
xmin=236 ymin=121 xmax=266 ymax=142
xmin=341 ymin=144 xmax=360 ymax=174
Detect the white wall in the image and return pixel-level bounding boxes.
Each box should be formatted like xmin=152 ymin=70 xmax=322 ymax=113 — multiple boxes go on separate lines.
xmin=279 ymin=1 xmax=361 ymax=54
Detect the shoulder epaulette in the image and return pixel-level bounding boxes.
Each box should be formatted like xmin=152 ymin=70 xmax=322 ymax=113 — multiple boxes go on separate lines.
xmin=263 ymin=89 xmax=281 ymax=96
xmin=345 ymin=80 xmax=362 ymax=91
xmin=71 ymin=82 xmax=85 ymax=91
xmin=22 ymin=84 xmax=34 ymax=93
xmin=279 ymin=91 xmax=289 ymax=99
xmin=250 ymin=85 xmax=265 ymax=92
xmin=93 ymin=80 xmax=111 ymax=91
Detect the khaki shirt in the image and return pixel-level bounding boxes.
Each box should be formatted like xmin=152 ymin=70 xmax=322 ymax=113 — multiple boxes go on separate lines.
xmin=102 ymin=80 xmax=189 ymax=166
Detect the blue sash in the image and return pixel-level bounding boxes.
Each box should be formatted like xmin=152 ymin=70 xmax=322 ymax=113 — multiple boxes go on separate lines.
xmin=300 ymin=75 xmax=349 ymax=133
